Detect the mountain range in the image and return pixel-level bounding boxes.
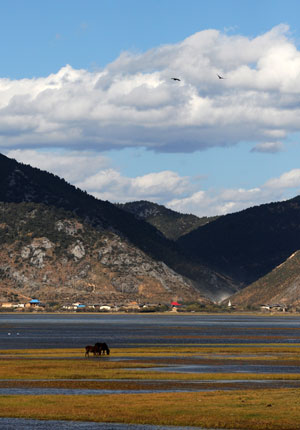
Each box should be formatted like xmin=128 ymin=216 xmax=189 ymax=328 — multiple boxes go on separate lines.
xmin=1 ymin=152 xmax=300 ymax=307
xmin=0 ymin=153 xmax=232 ymax=304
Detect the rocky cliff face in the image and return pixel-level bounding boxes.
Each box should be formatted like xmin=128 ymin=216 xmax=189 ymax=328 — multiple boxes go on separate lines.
xmin=0 ymin=202 xmax=209 ymax=304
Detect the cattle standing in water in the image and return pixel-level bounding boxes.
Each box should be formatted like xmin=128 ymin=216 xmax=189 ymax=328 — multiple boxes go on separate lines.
xmin=94 ymin=342 xmax=110 ymax=355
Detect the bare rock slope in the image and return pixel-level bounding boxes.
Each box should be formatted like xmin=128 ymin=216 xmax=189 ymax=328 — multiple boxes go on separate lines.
xmin=0 ymin=202 xmax=209 ymax=304
xmin=230 ymin=250 xmax=300 ymax=308
xmin=0 ymin=153 xmax=237 ymax=302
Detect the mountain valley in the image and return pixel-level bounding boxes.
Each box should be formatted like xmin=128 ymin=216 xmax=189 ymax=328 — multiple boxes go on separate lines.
xmin=1 ymin=152 xmax=300 ymax=308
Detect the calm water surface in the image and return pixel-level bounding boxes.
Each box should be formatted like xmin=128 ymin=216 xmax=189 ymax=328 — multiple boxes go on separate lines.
xmin=0 ymin=418 xmax=209 ymax=430
xmin=0 ymin=314 xmax=300 ymax=349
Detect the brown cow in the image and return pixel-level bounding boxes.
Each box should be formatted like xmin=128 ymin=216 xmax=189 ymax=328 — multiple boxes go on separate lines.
xmin=85 ymin=345 xmax=97 ymax=357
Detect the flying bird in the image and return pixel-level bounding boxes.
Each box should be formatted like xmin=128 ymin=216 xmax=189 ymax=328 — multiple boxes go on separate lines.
xmin=171 ymin=77 xmax=181 ymax=81
xmin=217 ymin=74 xmax=226 ymax=79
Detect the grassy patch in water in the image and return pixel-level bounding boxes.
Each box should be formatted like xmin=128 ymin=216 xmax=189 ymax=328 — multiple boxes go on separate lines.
xmin=0 ymin=389 xmax=300 ymax=429
xmin=1 ymin=344 xmax=300 ymax=358
xmin=0 ymin=346 xmax=300 ymax=428
xmin=0 ymin=345 xmax=299 ymax=383
xmin=0 ymin=358 xmax=156 ymax=380
xmin=0 ymin=356 xmax=299 ymax=381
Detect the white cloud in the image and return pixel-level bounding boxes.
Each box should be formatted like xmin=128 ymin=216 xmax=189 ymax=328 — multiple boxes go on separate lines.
xmin=265 ymin=169 xmax=300 ymax=189
xmin=77 ymin=169 xmax=191 ymax=203
xmin=166 ymin=188 xmax=272 ymax=217
xmin=251 ymin=141 xmax=284 ymax=153
xmin=166 ymin=170 xmax=300 ymax=216
xmin=5 ymin=149 xmax=109 ymax=183
xmin=1 ymin=25 xmax=300 ymax=152
xmin=5 ymin=25 xmax=300 ymax=221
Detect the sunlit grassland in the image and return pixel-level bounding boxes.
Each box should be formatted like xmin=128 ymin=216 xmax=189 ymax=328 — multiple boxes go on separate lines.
xmin=0 ymin=344 xmax=300 ymax=429
xmin=1 ymin=344 xmax=300 ymax=358
xmin=1 ymin=357 xmax=300 ymax=381
xmin=0 ymin=389 xmax=300 ymax=429
xmin=0 ymin=345 xmax=299 ymax=381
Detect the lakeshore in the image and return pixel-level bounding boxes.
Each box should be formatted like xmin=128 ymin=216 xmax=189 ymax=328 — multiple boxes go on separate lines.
xmin=0 ymin=314 xmax=300 ymax=429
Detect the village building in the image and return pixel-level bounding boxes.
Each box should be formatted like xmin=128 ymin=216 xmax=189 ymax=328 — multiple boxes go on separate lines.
xmin=99 ymin=305 xmax=111 ymax=311
xmin=260 ymin=303 xmax=287 ymax=312
xmin=1 ymin=302 xmax=15 ymax=309
xmin=171 ymin=301 xmax=181 ymax=312
xmin=1 ymin=302 xmax=26 ymax=309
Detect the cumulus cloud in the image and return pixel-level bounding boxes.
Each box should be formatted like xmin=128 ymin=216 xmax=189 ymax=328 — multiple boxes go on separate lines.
xmin=6 ymin=149 xmax=109 ymax=183
xmin=1 ymin=25 xmax=300 ymax=152
xmin=77 ymin=170 xmax=191 ymax=202
xmin=4 ymin=26 xmax=300 ymax=218
xmin=167 ymin=185 xmax=287 ymax=217
xmin=167 ymin=188 xmax=267 ymax=216
xmin=167 ymin=168 xmax=300 ymax=216
xmin=264 ymin=169 xmax=300 ymax=189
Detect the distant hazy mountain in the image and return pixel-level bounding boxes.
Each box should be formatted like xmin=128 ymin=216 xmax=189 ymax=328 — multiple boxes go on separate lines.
xmin=230 ymin=251 xmax=300 ymax=308
xmin=117 ymin=200 xmax=218 ymax=240
xmin=0 ymin=153 xmax=236 ymax=302
xmin=178 ymin=197 xmax=300 ymax=288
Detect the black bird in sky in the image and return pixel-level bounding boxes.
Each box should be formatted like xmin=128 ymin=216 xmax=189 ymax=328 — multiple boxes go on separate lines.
xmin=171 ymin=77 xmax=181 ymax=81
xmin=217 ymin=74 xmax=226 ymax=79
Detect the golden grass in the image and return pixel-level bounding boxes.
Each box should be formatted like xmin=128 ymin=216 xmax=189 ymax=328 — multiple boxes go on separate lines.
xmin=0 ymin=356 xmax=299 ymax=382
xmin=0 ymin=389 xmax=300 ymax=429
xmin=1 ymin=344 xmax=300 ymax=358
xmin=0 ymin=345 xmax=300 ymax=428
xmin=0 ymin=358 xmax=157 ymax=380
xmin=0 ymin=348 xmax=80 ymax=358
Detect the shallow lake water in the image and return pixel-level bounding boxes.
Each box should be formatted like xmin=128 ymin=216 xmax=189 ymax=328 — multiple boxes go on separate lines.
xmin=0 ymin=418 xmax=209 ymax=430
xmin=146 ymin=363 xmax=300 ymax=374
xmin=0 ymin=313 xmax=300 ymax=350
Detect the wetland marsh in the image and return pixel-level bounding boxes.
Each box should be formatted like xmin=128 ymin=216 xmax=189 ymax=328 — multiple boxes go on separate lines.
xmin=0 ymin=314 xmax=300 ymax=429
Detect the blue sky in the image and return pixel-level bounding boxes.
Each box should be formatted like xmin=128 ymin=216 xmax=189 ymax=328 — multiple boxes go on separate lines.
xmin=2 ymin=0 xmax=300 ymax=216
xmin=2 ymin=0 xmax=300 ymax=78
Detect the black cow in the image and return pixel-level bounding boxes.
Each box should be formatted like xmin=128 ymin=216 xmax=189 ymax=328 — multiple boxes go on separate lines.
xmin=94 ymin=342 xmax=110 ymax=355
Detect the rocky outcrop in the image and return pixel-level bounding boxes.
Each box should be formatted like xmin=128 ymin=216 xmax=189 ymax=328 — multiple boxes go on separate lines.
xmin=0 ymin=153 xmax=236 ymax=302
xmin=0 ymin=202 xmax=209 ymax=304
